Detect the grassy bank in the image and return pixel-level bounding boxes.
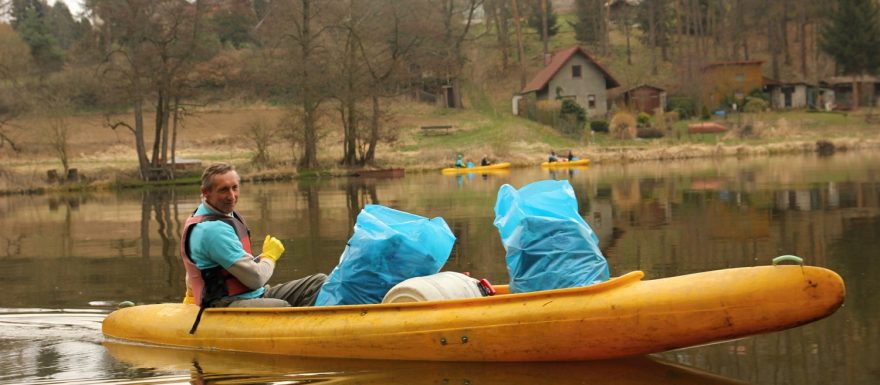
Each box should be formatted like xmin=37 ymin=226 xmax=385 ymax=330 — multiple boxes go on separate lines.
xmin=1 ymin=102 xmax=878 ymax=196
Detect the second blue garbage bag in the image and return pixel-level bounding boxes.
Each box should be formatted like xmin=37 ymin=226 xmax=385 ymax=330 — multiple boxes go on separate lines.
xmin=315 ymin=204 xmax=456 ymax=306
xmin=493 ymin=180 xmax=609 ymax=293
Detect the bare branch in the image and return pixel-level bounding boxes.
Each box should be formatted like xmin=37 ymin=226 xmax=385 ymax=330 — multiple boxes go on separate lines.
xmin=0 ymin=130 xmax=20 ymax=152
xmin=105 ymin=115 xmax=136 ymax=134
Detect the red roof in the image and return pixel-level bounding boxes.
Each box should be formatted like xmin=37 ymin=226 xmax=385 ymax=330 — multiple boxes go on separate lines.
xmin=521 ymin=46 xmax=620 ymax=93
xmin=701 ymin=60 xmax=763 ymax=71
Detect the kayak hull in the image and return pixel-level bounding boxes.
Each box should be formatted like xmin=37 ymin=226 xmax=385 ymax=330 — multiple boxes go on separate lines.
xmin=541 ymin=159 xmax=590 ymax=167
xmin=102 ymin=266 xmax=844 ymax=362
xmin=442 ymin=162 xmax=511 ymax=174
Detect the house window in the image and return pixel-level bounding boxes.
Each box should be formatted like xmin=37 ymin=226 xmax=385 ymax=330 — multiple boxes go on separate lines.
xmin=572 ymin=65 xmax=582 ymax=79
xmin=735 ymin=73 xmax=745 ymax=82
xmin=587 ymin=94 xmax=596 ymax=109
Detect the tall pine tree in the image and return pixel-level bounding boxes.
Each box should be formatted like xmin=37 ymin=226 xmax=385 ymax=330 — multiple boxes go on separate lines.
xmin=820 ymin=0 xmax=880 ymax=107
xmin=527 ymin=0 xmax=559 ymax=37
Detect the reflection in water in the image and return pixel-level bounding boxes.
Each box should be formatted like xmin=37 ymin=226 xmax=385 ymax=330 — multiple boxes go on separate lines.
xmin=0 ymin=152 xmax=878 ymax=383
xmin=103 ymin=342 xmax=750 ymax=385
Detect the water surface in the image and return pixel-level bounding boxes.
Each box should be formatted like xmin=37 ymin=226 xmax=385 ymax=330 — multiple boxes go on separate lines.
xmin=0 ymin=152 xmax=877 ymax=384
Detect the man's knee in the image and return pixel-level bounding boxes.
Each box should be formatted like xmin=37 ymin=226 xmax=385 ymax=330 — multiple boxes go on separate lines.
xmin=265 ymin=273 xmax=327 ymax=307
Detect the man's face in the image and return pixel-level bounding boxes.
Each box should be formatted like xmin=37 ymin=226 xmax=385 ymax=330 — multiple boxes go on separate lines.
xmin=202 ymin=171 xmax=239 ymax=214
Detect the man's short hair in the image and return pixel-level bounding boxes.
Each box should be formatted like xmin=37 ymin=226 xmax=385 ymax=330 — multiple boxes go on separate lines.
xmin=201 ymin=163 xmax=238 ymax=191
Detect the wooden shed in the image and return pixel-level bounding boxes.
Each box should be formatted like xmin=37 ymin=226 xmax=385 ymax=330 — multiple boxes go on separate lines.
xmin=619 ymin=84 xmax=666 ymax=115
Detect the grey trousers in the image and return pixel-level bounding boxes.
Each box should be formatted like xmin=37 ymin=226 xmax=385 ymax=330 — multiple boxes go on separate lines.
xmin=264 ymin=273 xmax=328 ymax=307
xmin=228 ymin=273 xmax=327 ymax=308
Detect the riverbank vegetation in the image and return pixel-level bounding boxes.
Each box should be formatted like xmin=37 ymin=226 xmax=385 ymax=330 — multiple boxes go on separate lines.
xmin=1 ymin=1 xmax=879 ymax=195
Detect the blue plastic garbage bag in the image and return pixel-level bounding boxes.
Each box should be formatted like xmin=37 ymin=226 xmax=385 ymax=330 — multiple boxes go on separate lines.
xmin=315 ymin=204 xmax=456 ymax=306
xmin=493 ymin=180 xmax=609 ymax=293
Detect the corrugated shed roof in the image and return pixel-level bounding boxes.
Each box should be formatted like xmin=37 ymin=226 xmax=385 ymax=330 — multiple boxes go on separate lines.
xmin=521 ymin=46 xmax=620 ymax=94
xmin=822 ymin=75 xmax=880 ymax=84
xmin=624 ymin=84 xmax=666 ymax=92
xmin=701 ymin=60 xmax=763 ymax=71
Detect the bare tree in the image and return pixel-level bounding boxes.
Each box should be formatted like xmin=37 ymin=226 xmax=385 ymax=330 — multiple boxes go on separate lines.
xmin=40 ymin=92 xmax=73 ymax=175
xmin=255 ymin=0 xmax=332 ymax=169
xmin=436 ymin=0 xmax=484 ymax=108
xmin=90 ymin=0 xmax=213 ymax=180
xmin=0 ymin=22 xmax=31 ymax=153
xmin=245 ymin=118 xmax=278 ymax=170
xmin=486 ymin=0 xmax=511 ymax=70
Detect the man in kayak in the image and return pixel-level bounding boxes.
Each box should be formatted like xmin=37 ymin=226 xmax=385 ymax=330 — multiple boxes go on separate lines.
xmin=181 ymin=162 xmax=326 ymax=311
xmin=455 ymin=153 xmax=465 ymax=168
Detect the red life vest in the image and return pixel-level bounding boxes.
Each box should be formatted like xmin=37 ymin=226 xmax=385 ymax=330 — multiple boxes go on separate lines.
xmin=180 ymin=210 xmax=253 ymax=306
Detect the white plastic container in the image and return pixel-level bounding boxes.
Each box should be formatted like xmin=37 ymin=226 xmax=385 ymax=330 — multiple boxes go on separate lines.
xmin=382 ymin=272 xmax=485 ymax=303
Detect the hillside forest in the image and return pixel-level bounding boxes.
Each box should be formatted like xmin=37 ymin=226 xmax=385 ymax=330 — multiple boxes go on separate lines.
xmin=1 ymin=0 xmax=879 ymax=181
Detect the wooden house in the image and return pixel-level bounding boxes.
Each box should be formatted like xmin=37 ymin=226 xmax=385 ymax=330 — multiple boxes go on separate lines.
xmin=618 ymin=84 xmax=667 ymax=115
xmin=700 ymin=61 xmax=764 ymax=109
xmin=520 ymin=46 xmax=620 ymax=118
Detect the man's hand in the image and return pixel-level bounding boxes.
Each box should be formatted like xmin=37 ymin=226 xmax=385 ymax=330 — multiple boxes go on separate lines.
xmin=261 ymin=235 xmax=285 ymax=263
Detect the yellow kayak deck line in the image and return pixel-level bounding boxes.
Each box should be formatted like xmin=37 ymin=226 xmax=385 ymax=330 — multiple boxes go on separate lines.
xmin=441 ymin=162 xmax=511 ymax=174
xmin=102 ymin=265 xmax=845 ymax=362
xmin=541 ymin=159 xmax=591 ymax=167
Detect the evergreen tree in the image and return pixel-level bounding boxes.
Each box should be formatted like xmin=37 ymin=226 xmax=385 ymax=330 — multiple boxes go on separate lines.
xmin=48 ymin=2 xmax=82 ymax=50
xmin=9 ymin=0 xmax=46 ymax=29
xmin=636 ymin=0 xmax=672 ymax=53
xmin=527 ymin=0 xmax=559 ymax=37
xmin=18 ymin=6 xmax=64 ymax=73
xmin=212 ymin=6 xmax=258 ymax=48
xmin=571 ymin=0 xmax=605 ymax=46
xmin=820 ymin=0 xmax=880 ymax=76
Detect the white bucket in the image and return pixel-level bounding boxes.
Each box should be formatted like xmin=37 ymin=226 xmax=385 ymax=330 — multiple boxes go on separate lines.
xmin=382 ymin=272 xmax=484 ymax=303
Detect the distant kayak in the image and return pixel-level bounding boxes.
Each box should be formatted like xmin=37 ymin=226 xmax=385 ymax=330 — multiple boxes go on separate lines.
xmin=442 ymin=162 xmax=511 ymax=174
xmin=541 ymin=159 xmax=590 ymax=167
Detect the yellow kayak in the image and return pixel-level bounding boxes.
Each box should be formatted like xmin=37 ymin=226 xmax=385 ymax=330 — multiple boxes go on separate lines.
xmin=102 ymin=265 xmax=844 ymax=362
xmin=541 ymin=159 xmax=590 ymax=167
xmin=442 ymin=162 xmax=511 ymax=174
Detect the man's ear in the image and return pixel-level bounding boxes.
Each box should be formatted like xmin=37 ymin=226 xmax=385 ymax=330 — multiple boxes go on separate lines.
xmin=200 ymin=186 xmax=209 ymax=197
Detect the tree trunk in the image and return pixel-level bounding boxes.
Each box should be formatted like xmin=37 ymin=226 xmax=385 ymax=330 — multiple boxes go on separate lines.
xmin=342 ymin=27 xmax=357 ymax=167
xmin=151 ymin=91 xmax=164 ymax=167
xmin=799 ymin=3 xmax=807 ymax=77
xmin=171 ymin=96 xmax=180 ymax=180
xmin=541 ymin=0 xmax=549 ymax=62
xmin=494 ymin=0 xmax=510 ymax=70
xmin=602 ymin=1 xmax=610 ymax=56
xmin=134 ymin=100 xmax=150 ymax=180
xmin=650 ymin=0 xmax=657 ymax=75
xmin=782 ymin=0 xmax=790 ymax=65
xmin=768 ymin=0 xmax=780 ymax=82
xmin=160 ymin=89 xmax=171 ymax=167
xmin=512 ymin=0 xmax=526 ymax=90
xmin=299 ymin=0 xmax=318 ymax=169
xmin=363 ymin=94 xmax=380 ymax=165
xmin=623 ymin=9 xmax=632 ymax=65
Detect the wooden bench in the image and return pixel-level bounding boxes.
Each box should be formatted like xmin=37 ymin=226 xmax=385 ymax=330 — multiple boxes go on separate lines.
xmin=420 ymin=125 xmax=453 ymax=135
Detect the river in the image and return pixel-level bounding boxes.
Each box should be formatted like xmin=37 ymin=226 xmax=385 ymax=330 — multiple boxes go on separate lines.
xmin=0 ymin=152 xmax=877 ymax=384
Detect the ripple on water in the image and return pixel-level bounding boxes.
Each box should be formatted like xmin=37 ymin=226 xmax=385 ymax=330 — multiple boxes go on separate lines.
xmin=0 ymin=308 xmax=125 ymax=384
